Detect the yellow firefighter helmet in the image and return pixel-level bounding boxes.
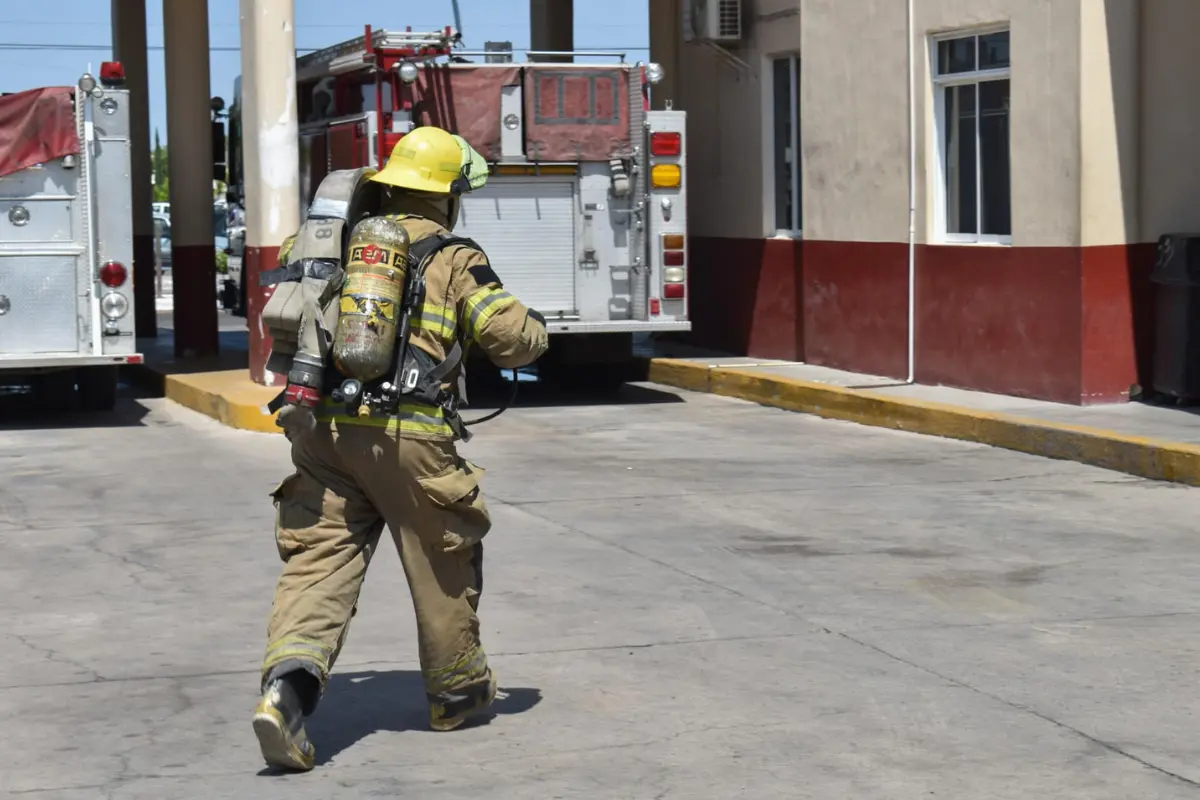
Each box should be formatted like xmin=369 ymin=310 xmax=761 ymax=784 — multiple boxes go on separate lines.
xmin=370 ymin=126 xmax=488 ymax=195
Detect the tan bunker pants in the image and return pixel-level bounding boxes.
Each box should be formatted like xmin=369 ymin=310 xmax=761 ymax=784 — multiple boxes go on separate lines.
xmin=260 ymin=423 xmax=492 ymax=705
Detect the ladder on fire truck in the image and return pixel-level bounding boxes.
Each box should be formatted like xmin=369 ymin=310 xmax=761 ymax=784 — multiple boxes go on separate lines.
xmin=296 ymin=26 xmax=460 ymax=82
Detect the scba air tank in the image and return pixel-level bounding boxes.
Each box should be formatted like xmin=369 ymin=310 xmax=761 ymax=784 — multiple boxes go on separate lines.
xmin=332 ymin=217 xmax=411 ymax=383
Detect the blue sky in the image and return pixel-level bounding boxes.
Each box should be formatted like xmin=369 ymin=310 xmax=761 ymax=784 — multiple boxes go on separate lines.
xmin=0 ymin=0 xmax=649 ymax=145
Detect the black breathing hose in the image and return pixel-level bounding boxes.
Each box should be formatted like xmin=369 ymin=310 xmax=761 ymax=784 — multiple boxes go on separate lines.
xmin=461 ymin=368 xmax=519 ymax=427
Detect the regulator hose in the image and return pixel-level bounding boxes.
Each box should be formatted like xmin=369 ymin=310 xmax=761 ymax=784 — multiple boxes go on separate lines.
xmin=461 ymin=368 xmax=519 ymax=427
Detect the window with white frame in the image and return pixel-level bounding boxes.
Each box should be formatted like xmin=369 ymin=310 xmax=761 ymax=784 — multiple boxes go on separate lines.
xmin=770 ymin=54 xmax=800 ymax=236
xmin=933 ymin=29 xmax=1011 ymax=242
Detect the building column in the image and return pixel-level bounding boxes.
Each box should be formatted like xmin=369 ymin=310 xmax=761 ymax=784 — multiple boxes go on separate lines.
xmin=530 ymin=0 xmax=573 ymax=62
xmin=648 ymin=0 xmax=682 ymax=110
xmin=239 ymin=0 xmax=300 ymax=386
xmin=163 ymin=0 xmax=218 ymax=358
xmin=111 ymin=0 xmax=156 ymax=340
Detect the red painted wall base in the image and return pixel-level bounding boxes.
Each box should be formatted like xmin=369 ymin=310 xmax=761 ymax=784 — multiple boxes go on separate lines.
xmin=171 ymin=244 xmax=219 ymax=359
xmin=687 ymin=236 xmax=1156 ymax=405
xmin=687 ymin=237 xmax=803 ymax=360
xmin=244 ymin=245 xmax=286 ymax=386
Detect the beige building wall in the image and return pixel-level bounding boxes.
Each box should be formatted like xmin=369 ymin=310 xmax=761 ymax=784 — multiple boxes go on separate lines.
xmin=1139 ymin=0 xmax=1200 ymax=241
xmin=662 ymin=0 xmax=1116 ymax=249
xmin=656 ymin=0 xmax=1200 ymax=251
xmin=921 ymin=0 xmax=1081 ymax=248
xmin=1081 ymin=0 xmax=1139 ymax=247
xmin=800 ymin=0 xmax=910 ymax=243
xmin=802 ymin=0 xmax=1082 ymax=245
xmin=650 ymin=0 xmax=800 ymax=240
xmin=678 ymin=39 xmax=765 ymax=237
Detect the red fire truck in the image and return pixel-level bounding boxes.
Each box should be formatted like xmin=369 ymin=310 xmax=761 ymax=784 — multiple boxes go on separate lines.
xmin=226 ymin=25 xmax=689 ymax=383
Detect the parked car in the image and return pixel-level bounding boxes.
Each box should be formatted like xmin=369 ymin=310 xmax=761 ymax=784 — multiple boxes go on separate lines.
xmin=153 ymin=214 xmax=171 ymax=269
xmin=150 ymin=210 xmax=236 ymax=307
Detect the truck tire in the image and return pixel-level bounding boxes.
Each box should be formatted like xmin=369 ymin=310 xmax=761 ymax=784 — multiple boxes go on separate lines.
xmin=33 ymin=369 xmax=78 ymax=413
xmin=536 ymin=333 xmax=634 ymax=393
xmin=78 ymin=366 xmax=119 ymax=412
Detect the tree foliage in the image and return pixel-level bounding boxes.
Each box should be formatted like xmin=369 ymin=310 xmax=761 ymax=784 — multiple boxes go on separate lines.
xmin=151 ymin=129 xmax=169 ymax=203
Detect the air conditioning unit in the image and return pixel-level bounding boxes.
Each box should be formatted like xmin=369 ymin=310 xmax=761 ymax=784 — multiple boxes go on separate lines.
xmin=689 ymin=0 xmax=744 ymax=43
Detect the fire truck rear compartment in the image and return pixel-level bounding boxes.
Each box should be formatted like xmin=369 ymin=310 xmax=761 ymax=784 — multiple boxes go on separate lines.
xmin=455 ymin=177 xmax=577 ymax=316
xmin=0 ymin=161 xmax=85 ymax=359
xmin=0 ymin=256 xmax=79 ymax=355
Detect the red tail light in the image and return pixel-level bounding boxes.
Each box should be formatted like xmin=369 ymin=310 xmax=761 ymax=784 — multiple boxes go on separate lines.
xmin=663 ymin=283 xmax=686 ymax=299
xmin=99 ymin=261 xmax=128 ymax=288
xmin=663 ymin=250 xmax=685 ymax=267
xmin=650 ymin=132 xmax=681 ymax=157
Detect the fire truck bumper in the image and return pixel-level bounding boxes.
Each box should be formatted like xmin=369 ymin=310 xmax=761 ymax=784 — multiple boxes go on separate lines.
xmin=0 ymin=353 xmax=145 ymax=372
xmin=544 ymin=321 xmax=691 ymax=335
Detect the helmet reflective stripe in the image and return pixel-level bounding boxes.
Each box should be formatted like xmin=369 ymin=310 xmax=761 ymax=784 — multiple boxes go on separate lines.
xmin=452 ymin=135 xmax=489 ymax=192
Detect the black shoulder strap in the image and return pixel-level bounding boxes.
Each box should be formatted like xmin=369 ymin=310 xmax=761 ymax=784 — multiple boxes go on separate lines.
xmin=406 ymin=233 xmax=484 ymax=274
xmin=386 ymin=233 xmax=484 ymax=404
xmin=258 ymin=257 xmax=341 ymax=287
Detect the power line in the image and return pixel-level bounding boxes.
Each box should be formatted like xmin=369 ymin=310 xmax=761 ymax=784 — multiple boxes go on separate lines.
xmin=0 ymin=19 xmax=643 ymax=29
xmin=0 ymin=42 xmax=648 ymax=53
xmin=0 ymin=43 xmax=319 ymax=52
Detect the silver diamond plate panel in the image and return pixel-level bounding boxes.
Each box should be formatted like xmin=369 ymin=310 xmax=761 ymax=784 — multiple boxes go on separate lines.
xmin=0 ymin=256 xmax=80 ymax=355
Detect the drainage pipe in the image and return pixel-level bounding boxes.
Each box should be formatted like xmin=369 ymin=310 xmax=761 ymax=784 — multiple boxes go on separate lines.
xmin=905 ymin=0 xmax=917 ymax=384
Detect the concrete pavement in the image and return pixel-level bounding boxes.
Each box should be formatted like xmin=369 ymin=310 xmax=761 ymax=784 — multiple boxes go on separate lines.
xmin=639 ymin=344 xmax=1200 ymax=487
xmin=2 ymin=381 xmax=1200 ymax=797
xmin=123 ymin=324 xmax=1200 ymax=485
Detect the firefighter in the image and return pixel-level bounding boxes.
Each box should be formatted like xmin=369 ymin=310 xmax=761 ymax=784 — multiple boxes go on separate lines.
xmin=252 ymin=126 xmax=549 ymax=772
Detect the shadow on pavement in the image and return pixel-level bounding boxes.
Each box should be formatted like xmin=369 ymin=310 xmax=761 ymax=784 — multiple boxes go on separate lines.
xmin=131 ymin=325 xmax=687 ymax=412
xmin=464 ymin=375 xmax=686 ymax=412
xmin=260 ymin=669 xmax=542 ymax=770
xmin=0 ymin=385 xmax=151 ymax=431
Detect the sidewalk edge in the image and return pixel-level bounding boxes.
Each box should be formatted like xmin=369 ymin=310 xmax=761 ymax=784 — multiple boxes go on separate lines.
xmin=128 ymin=363 xmax=283 ymax=435
xmin=640 ymin=357 xmax=1200 ymax=486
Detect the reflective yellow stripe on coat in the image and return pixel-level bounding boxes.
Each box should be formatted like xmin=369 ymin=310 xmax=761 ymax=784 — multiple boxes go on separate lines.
xmin=463 ymin=288 xmax=517 ymax=343
xmin=314 ymin=399 xmax=454 ymax=437
xmin=411 ymin=304 xmax=456 ymax=339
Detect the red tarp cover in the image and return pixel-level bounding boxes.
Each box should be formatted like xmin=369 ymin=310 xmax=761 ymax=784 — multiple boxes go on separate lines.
xmin=0 ymin=86 xmax=78 ymax=179
xmin=410 ymin=66 xmax=521 ymax=161
xmin=524 ymin=67 xmax=632 ymax=162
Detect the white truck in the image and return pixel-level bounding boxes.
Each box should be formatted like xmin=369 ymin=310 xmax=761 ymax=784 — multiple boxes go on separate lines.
xmin=225 ymin=26 xmax=690 ymax=386
xmin=0 ymin=64 xmax=142 ymax=411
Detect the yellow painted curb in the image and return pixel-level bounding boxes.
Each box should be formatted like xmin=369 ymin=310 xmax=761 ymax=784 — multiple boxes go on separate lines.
xmin=161 ymin=369 xmax=283 ymax=434
xmin=642 ymin=357 xmax=1200 ymax=486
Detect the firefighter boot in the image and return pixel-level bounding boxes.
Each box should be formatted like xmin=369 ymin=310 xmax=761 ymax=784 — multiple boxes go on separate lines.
xmin=428 ymin=669 xmax=499 ymax=732
xmin=252 ymin=673 xmax=317 ymax=771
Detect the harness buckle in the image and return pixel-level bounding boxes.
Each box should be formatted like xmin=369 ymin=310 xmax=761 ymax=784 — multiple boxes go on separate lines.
xmin=445 ymin=408 xmax=473 ymax=443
